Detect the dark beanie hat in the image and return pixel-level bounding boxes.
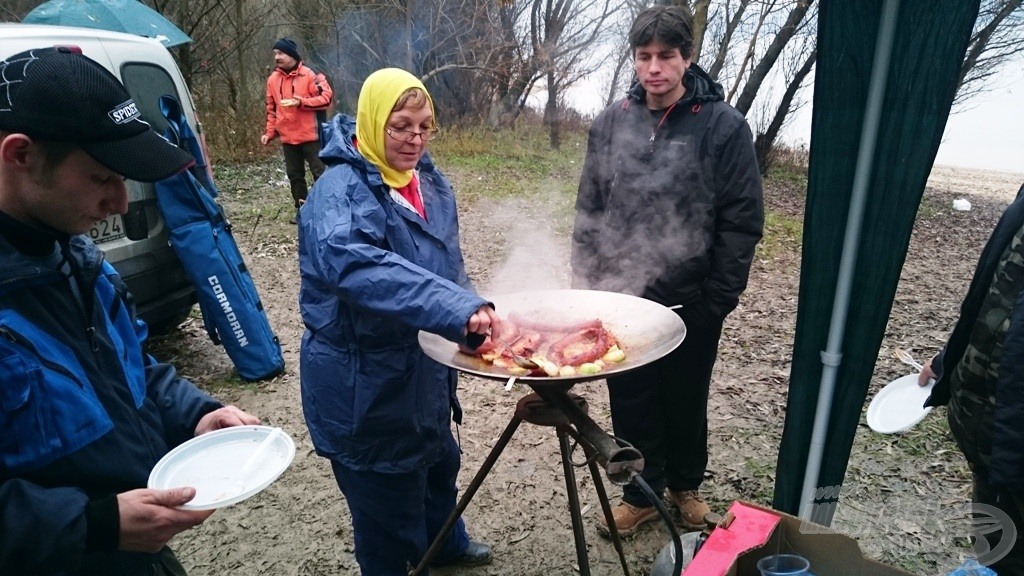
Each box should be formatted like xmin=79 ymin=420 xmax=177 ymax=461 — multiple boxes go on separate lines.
xmin=273 ymin=38 xmax=301 ymax=61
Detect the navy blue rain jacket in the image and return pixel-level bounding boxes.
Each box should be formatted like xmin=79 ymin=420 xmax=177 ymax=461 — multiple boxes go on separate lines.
xmin=0 ymin=234 xmax=221 ymax=575
xmin=298 ymin=114 xmax=487 ymax=473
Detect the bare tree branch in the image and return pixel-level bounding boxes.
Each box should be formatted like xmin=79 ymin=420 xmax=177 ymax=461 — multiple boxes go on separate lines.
xmin=734 ymin=0 xmax=813 ymax=116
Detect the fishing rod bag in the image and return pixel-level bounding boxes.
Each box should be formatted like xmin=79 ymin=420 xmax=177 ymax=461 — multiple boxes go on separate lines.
xmin=152 ymin=94 xmax=285 ymax=381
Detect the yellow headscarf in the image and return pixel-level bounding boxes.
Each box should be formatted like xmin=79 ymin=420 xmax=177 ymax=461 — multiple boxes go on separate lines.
xmin=356 ymin=68 xmax=435 ymax=189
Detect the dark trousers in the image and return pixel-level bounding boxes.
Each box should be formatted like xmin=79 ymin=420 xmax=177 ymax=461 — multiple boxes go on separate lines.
xmin=971 ymin=468 xmax=1024 ymax=575
xmin=282 ymin=141 xmax=325 ymax=207
xmin=609 ymin=310 xmax=723 ymax=508
xmin=152 ymin=547 xmax=188 ymax=576
xmin=79 ymin=546 xmax=186 ymax=575
xmin=329 ymin=432 xmax=469 ymax=576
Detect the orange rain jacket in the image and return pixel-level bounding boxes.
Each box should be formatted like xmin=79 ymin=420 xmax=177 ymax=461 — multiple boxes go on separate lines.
xmin=264 ymin=62 xmax=333 ymax=145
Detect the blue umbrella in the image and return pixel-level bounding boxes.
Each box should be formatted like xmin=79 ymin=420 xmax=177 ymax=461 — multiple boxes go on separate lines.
xmin=23 ymin=0 xmax=191 ymax=48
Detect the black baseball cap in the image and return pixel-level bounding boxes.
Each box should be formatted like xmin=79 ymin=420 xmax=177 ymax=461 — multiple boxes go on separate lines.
xmin=0 ymin=47 xmax=195 ymax=182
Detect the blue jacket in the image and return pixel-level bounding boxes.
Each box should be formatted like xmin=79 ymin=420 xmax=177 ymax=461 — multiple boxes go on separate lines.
xmin=0 ymin=233 xmax=222 ymax=574
xmin=298 ymin=114 xmax=487 ymax=473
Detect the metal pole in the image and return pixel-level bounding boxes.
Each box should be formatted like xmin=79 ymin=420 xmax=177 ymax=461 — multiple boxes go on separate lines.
xmin=557 ymin=428 xmax=591 ymax=576
xmin=798 ymin=0 xmax=901 ymax=523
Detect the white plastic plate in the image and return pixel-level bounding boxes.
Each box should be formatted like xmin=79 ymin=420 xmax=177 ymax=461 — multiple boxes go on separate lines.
xmin=866 ymin=374 xmax=935 ymax=434
xmin=148 ymin=425 xmax=296 ymax=510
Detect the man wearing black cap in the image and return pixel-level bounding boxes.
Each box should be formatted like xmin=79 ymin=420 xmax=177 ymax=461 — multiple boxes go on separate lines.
xmin=0 ymin=47 xmax=260 ymax=575
xmin=261 ymin=37 xmax=333 ymax=223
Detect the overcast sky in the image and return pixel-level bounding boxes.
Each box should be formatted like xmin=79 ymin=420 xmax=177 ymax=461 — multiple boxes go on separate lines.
xmin=779 ymin=60 xmax=1024 ymax=175
xmin=932 ymin=79 xmax=1023 ymax=174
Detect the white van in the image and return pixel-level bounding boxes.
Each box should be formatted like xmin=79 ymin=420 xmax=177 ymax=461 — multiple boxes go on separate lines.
xmin=0 ymin=23 xmax=204 ymax=333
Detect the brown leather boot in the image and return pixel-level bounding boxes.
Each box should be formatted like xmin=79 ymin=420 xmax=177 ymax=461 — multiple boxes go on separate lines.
xmin=596 ymin=502 xmax=658 ymax=538
xmin=667 ymin=489 xmax=711 ymax=530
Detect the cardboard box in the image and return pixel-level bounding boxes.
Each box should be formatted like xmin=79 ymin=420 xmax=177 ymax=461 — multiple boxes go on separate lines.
xmin=682 ymin=501 xmax=914 ymax=575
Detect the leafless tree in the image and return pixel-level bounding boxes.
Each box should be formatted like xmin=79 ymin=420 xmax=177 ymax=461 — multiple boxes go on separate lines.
xmin=306 ymin=0 xmax=508 ymax=118
xmin=955 ymin=0 xmax=1024 ymax=106
xmin=19 ymin=0 xmax=1020 ymax=161
xmin=704 ymin=0 xmax=753 ymax=80
xmin=753 ymin=45 xmax=814 ymax=174
xmin=527 ymin=0 xmax=618 ymax=148
xmin=722 ymin=0 xmax=776 ymax=103
xmin=690 ymin=0 xmax=712 ymax=62
xmin=601 ymin=0 xmax=647 ymax=108
xmin=147 ymin=0 xmax=277 ymax=110
xmin=730 ymin=0 xmax=813 ymax=115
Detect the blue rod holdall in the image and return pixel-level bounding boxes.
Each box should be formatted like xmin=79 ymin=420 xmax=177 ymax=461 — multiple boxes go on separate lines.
xmin=154 ymin=94 xmax=285 ymax=381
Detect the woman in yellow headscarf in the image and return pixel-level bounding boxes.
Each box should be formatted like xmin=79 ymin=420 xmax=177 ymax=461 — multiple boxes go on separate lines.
xmin=297 ymin=68 xmax=498 ymax=575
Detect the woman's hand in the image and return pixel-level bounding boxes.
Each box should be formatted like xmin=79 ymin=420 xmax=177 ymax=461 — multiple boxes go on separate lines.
xmin=465 ymin=305 xmax=501 ymax=347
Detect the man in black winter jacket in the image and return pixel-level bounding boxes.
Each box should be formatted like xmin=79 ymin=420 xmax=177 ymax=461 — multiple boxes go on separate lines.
xmin=571 ymin=5 xmax=763 ymax=537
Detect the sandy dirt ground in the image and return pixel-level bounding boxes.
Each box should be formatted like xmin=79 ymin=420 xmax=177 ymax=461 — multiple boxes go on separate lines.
xmin=150 ymin=161 xmax=1024 ymax=576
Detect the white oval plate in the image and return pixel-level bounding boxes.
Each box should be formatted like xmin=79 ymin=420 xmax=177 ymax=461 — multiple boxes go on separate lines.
xmin=148 ymin=425 xmax=296 ymax=510
xmin=866 ymin=374 xmax=935 ymax=434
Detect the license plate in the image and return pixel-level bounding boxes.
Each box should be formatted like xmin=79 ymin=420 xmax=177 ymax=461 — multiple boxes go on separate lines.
xmin=89 ymin=213 xmax=126 ymax=244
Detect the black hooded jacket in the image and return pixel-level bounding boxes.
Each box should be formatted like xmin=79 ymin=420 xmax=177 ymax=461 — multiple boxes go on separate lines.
xmin=571 ymin=63 xmax=763 ymax=321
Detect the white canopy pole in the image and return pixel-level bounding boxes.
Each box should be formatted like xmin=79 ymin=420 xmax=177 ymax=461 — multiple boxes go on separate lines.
xmin=798 ymin=0 xmax=901 ymax=523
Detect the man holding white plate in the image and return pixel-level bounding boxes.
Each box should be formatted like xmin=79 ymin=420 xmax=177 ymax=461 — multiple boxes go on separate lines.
xmin=0 ymin=47 xmax=260 ymax=576
xmin=921 ymin=182 xmax=1024 ymax=574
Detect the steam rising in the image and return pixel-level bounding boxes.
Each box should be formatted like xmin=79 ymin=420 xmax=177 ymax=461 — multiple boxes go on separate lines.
xmin=477 ymin=132 xmax=711 ymax=306
xmin=482 ymin=194 xmax=572 ymax=298
xmin=571 ymin=124 xmax=711 ymax=301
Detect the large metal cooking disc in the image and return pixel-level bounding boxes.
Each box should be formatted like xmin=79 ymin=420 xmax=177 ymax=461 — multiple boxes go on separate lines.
xmin=418 ymin=289 xmax=686 ymax=385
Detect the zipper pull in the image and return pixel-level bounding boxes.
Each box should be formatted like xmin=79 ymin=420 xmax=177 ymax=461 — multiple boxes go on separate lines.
xmin=86 ymin=326 xmax=99 ymax=352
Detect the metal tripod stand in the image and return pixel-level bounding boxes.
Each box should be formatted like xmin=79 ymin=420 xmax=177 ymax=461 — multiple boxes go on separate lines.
xmin=409 ymin=382 xmax=645 ymax=576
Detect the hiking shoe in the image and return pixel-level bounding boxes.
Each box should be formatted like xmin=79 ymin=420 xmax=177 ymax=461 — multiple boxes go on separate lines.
xmin=667 ymin=489 xmax=711 ymax=530
xmin=596 ymin=502 xmax=658 ymax=538
xmin=432 ymin=540 xmax=493 ymax=567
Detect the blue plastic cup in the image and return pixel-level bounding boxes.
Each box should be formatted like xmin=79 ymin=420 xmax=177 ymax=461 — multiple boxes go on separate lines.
xmin=756 ymin=553 xmax=811 ymax=575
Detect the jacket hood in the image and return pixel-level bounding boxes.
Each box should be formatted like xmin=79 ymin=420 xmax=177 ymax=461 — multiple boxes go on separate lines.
xmin=0 ymin=232 xmax=103 ymax=295
xmin=627 ymin=62 xmax=724 ymax=106
xmin=319 ymin=113 xmax=437 ymax=176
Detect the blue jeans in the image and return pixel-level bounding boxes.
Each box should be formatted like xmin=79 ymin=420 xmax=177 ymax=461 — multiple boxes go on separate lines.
xmin=329 ymin=432 xmax=469 ymax=575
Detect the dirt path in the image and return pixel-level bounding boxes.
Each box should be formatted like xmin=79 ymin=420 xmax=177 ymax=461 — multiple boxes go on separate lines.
xmin=155 ymin=160 xmax=1024 ymax=576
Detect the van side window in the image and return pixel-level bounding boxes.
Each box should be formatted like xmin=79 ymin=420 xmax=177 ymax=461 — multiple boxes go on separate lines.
xmin=120 ymin=63 xmax=177 ymax=135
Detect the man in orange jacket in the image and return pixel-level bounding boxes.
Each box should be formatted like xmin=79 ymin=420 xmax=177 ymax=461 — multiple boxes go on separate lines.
xmin=261 ymin=37 xmax=333 ymax=222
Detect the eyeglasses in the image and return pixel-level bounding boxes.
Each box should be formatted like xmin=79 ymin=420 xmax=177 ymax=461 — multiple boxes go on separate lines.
xmin=385 ymin=126 xmax=440 ymax=143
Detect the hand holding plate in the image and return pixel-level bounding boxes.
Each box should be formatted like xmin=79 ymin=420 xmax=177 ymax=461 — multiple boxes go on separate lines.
xmin=116 ymin=487 xmax=215 ymax=552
